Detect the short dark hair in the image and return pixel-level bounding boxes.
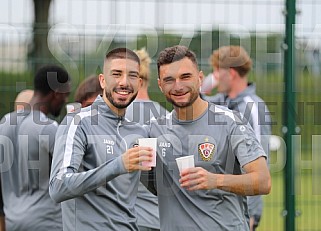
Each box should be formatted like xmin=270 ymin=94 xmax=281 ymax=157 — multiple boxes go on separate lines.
xmin=34 ymin=65 xmax=70 ymax=95
xmin=105 ymin=47 xmax=140 ymax=65
xmin=157 ymin=45 xmax=198 ymax=77
xmin=74 ymin=75 xmax=102 ymax=104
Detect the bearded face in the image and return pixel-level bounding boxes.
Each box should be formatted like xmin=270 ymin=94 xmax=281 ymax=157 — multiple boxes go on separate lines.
xmin=99 ymin=58 xmax=141 ymax=113
xmin=158 ymin=58 xmax=202 ymax=108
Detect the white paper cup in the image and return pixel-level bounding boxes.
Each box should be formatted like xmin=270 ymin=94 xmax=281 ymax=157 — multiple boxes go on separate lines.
xmin=66 ymin=102 xmax=81 ymax=113
xmin=138 ymin=138 xmax=157 ymax=167
xmin=175 ymin=155 xmax=195 ymax=173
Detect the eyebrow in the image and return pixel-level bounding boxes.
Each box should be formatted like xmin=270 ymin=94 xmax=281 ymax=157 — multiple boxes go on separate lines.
xmin=162 ymin=76 xmax=174 ymax=81
xmin=110 ymin=69 xmax=122 ymax=74
xmin=110 ymin=70 xmax=139 ymax=75
xmin=128 ymin=71 xmax=139 ymax=75
xmin=181 ymin=73 xmax=192 ymax=77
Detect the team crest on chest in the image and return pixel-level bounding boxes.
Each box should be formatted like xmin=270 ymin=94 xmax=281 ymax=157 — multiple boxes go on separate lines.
xmin=198 ymin=138 xmax=215 ymax=161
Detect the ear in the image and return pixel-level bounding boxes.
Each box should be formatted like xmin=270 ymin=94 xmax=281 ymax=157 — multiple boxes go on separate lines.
xmin=198 ymin=71 xmax=204 ymax=85
xmin=98 ymin=74 xmax=105 ymax=89
xmin=138 ymin=77 xmax=143 ymax=90
xmin=229 ymin=68 xmax=238 ymax=79
xmin=158 ymin=78 xmax=163 ymax=93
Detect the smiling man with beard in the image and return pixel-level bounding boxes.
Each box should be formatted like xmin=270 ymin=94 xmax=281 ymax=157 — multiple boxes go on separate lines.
xmin=49 ymin=48 xmax=153 ymax=231
xmin=144 ymin=45 xmax=271 ymax=231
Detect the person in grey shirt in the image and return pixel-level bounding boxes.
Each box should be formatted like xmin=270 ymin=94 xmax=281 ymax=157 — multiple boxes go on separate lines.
xmin=49 ymin=48 xmax=153 ymax=231
xmin=0 ymin=65 xmax=71 ymax=231
xmin=126 ymin=48 xmax=168 ymax=231
xmin=204 ymin=46 xmax=271 ymax=231
xmin=143 ymin=45 xmax=271 ymax=231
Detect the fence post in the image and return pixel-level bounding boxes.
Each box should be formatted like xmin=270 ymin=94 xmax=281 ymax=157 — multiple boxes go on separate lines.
xmin=283 ymin=0 xmax=296 ymax=231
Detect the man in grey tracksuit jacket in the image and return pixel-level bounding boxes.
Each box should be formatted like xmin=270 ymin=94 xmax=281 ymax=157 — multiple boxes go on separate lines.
xmin=49 ymin=48 xmax=153 ymax=230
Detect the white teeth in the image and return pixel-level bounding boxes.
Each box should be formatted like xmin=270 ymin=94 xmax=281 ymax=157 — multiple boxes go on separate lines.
xmin=118 ymin=91 xmax=129 ymax=95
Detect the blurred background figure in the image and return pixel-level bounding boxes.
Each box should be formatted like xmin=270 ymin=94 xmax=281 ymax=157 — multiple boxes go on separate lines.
xmin=205 ymin=46 xmax=271 ymax=231
xmin=0 ymin=65 xmax=71 ymax=231
xmin=64 ymin=74 xmax=102 ymax=113
xmin=14 ymin=89 xmax=34 ymax=111
xmin=74 ymin=75 xmax=102 ymax=108
xmin=126 ymin=47 xmax=168 ymax=231
xmin=1 ymin=88 xmax=35 ymax=231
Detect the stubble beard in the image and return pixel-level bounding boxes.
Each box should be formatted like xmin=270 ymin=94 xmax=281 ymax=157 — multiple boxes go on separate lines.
xmin=105 ymin=90 xmax=137 ymax=109
xmin=166 ymin=90 xmax=199 ymax=108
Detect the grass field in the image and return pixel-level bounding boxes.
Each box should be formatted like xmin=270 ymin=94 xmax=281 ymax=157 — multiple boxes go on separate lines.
xmin=259 ymin=168 xmax=321 ymax=230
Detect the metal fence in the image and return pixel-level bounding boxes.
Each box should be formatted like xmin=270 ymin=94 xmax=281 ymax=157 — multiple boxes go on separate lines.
xmin=1 ymin=0 xmax=321 ymax=230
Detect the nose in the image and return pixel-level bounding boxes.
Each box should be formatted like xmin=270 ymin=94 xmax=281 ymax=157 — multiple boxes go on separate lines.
xmin=172 ymin=79 xmax=184 ymax=91
xmin=118 ymin=74 xmax=129 ymax=86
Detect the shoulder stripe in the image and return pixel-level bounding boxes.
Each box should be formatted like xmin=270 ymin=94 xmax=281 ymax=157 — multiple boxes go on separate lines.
xmin=212 ymin=105 xmax=236 ymax=121
xmin=57 ymin=110 xmax=93 ymax=180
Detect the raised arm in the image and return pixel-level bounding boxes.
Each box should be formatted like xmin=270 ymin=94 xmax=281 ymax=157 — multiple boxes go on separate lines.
xmin=49 ymin=123 xmax=152 ymax=203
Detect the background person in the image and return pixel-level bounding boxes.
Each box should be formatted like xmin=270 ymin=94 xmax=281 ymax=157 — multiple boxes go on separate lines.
xmin=144 ymin=45 xmax=271 ymax=230
xmin=205 ymin=45 xmax=272 ymax=231
xmin=64 ymin=74 xmax=103 ymax=113
xmin=0 ymin=88 xmax=34 ymax=231
xmin=49 ymin=48 xmax=153 ymax=230
xmin=0 ymin=65 xmax=71 ymax=231
xmin=74 ymin=74 xmax=102 ymax=108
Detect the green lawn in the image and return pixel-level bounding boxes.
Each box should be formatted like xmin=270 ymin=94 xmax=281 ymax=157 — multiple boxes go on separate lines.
xmin=259 ymin=170 xmax=321 ymax=230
